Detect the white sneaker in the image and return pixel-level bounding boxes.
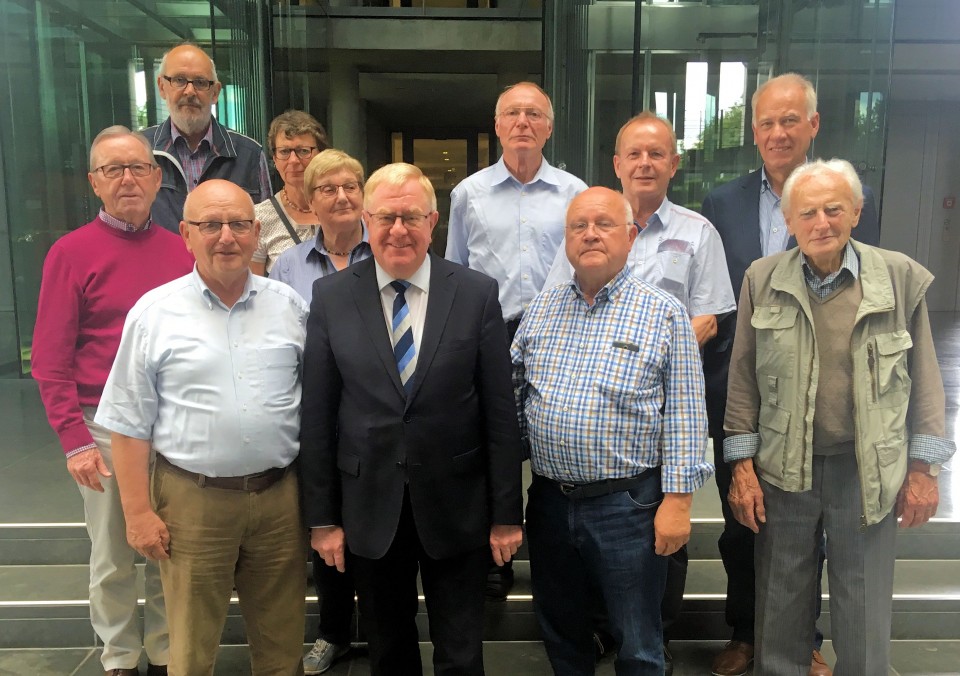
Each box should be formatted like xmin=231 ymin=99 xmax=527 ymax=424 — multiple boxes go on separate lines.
xmin=303 ymin=638 xmax=350 ymax=674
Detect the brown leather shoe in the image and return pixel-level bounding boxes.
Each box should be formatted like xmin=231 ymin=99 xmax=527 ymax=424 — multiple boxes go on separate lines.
xmin=104 ymin=669 xmax=138 ymax=676
xmin=711 ymin=640 xmax=754 ymax=676
xmin=809 ymin=649 xmax=832 ymax=676
xmin=147 ymin=664 xmax=169 ymax=676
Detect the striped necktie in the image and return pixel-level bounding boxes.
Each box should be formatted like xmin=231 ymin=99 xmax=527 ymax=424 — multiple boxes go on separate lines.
xmin=390 ymin=280 xmax=416 ymax=393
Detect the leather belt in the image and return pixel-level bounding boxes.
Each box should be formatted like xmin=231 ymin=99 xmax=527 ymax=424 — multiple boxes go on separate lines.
xmin=157 ymin=453 xmax=289 ymax=492
xmin=534 ymin=470 xmax=653 ymax=500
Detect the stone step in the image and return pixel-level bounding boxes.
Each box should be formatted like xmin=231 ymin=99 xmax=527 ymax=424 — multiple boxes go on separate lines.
xmin=4 ymin=517 xmax=960 ymax=565
xmin=3 ymin=640 xmax=960 ymax=675
xmin=2 ymin=559 xmax=959 ymax=648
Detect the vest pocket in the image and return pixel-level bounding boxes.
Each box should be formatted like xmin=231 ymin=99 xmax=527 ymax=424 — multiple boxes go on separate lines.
xmin=751 ymin=305 xmax=799 ymax=376
xmin=756 ymin=402 xmax=791 ymax=482
xmin=868 ymin=331 xmax=912 ymax=408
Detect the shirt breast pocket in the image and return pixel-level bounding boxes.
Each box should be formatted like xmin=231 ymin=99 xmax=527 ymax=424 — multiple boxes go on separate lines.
xmin=596 ymin=342 xmax=647 ymax=399
xmin=253 ymin=346 xmax=300 ymax=408
xmin=751 ymin=305 xmax=799 ymax=377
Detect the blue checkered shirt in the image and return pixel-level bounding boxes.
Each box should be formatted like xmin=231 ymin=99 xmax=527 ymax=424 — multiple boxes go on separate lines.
xmin=511 ymin=268 xmax=713 ymax=493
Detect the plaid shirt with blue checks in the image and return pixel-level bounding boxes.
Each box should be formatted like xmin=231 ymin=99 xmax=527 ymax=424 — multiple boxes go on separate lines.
xmin=511 ymin=268 xmax=714 ymax=493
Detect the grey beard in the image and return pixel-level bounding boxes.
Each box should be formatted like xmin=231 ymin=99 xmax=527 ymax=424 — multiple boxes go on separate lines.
xmin=170 ymin=106 xmax=211 ymax=138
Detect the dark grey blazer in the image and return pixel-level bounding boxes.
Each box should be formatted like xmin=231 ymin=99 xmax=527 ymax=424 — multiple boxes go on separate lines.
xmin=299 ymin=253 xmax=523 ymax=560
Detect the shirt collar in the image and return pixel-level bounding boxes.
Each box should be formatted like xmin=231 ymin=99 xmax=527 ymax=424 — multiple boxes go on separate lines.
xmin=571 ymin=266 xmax=631 ymax=305
xmin=171 ymin=120 xmax=215 ymax=153
xmin=760 ymin=166 xmax=779 ymax=199
xmin=311 ymin=221 xmax=370 ymax=259
xmin=490 ymin=155 xmax=558 ymax=187
xmin=375 ymin=253 xmax=432 ymax=294
xmin=99 ymin=207 xmax=151 ymax=232
xmin=190 ymin=265 xmax=258 ymax=309
xmin=635 ymin=196 xmax=671 ymax=232
xmin=800 ymin=241 xmax=860 ymax=282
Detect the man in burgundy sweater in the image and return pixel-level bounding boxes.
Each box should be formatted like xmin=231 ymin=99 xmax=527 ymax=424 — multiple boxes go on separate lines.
xmin=32 ymin=125 xmax=194 ymax=676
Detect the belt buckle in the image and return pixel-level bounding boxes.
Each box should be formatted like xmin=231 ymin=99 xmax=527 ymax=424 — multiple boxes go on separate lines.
xmin=558 ymin=482 xmax=578 ymax=495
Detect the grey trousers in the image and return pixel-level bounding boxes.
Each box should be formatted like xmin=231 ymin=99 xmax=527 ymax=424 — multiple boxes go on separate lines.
xmin=755 ymin=453 xmax=896 ymax=676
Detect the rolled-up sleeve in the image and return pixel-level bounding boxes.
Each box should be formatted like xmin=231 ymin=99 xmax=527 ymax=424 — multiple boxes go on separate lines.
xmin=905 ymin=296 xmax=956 ymax=464
xmin=94 ymin=313 xmax=158 ymax=440
xmin=723 ymin=274 xmax=762 ymax=463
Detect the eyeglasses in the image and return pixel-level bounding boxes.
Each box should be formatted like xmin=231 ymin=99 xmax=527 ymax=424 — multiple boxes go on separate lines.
xmin=161 ymin=75 xmax=216 ymax=92
xmin=185 ymin=220 xmax=255 ymax=237
xmin=275 ymin=146 xmax=318 ymax=160
xmin=498 ymin=107 xmax=548 ymax=123
xmin=567 ymin=220 xmax=625 ymax=234
xmin=94 ymin=163 xmax=155 ymax=179
xmin=315 ymin=182 xmax=361 ymax=198
xmin=369 ymin=213 xmax=430 ymax=229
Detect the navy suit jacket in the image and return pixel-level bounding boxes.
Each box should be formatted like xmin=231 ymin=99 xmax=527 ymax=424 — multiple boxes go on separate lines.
xmin=699 ymin=167 xmax=880 ymax=433
xmin=299 ymin=253 xmax=523 ymax=561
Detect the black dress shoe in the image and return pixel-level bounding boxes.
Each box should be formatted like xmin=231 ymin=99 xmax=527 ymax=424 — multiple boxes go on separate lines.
xmin=147 ymin=664 xmax=168 ymax=676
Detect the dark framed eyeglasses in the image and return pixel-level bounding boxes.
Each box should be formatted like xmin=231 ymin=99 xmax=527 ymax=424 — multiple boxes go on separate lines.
xmin=185 ymin=220 xmax=255 ymax=237
xmin=275 ymin=146 xmax=318 ymax=160
xmin=94 ymin=163 xmax=155 ymax=179
xmin=369 ymin=213 xmax=430 ymax=229
xmin=161 ymin=75 xmax=216 ymax=92
xmin=315 ymin=182 xmax=361 ymax=197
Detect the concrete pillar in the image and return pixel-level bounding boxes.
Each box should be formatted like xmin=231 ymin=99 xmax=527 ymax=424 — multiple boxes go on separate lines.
xmin=328 ymin=60 xmax=363 ymax=160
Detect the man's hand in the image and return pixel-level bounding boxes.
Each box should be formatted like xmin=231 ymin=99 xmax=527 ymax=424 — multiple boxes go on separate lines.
xmin=311 ymin=526 xmax=346 ymax=572
xmin=654 ymin=493 xmax=692 ymax=556
xmin=728 ymin=459 xmax=765 ymax=533
xmin=896 ymin=469 xmax=939 ymax=528
xmin=489 ymin=524 xmax=523 ymax=566
xmin=125 ymin=510 xmax=170 ymax=561
xmin=690 ymin=314 xmax=718 ymax=347
xmin=66 ymin=448 xmax=112 ymax=492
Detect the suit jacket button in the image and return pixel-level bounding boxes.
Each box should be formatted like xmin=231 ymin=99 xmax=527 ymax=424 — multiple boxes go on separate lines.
xmin=403 ymin=414 xmax=412 ymax=423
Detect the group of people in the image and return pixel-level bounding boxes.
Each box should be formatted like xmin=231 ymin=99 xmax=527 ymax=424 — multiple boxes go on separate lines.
xmin=30 ymin=38 xmax=954 ymax=676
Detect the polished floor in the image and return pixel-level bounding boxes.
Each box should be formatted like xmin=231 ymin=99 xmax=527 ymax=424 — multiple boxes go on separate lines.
xmin=1 ymin=312 xmax=958 ymax=675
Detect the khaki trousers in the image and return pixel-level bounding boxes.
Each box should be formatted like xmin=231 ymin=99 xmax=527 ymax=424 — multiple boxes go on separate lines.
xmin=82 ymin=410 xmax=168 ymax=670
xmin=152 ymin=459 xmax=307 ymax=676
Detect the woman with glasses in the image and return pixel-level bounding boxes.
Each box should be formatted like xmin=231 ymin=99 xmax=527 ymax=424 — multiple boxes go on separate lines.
xmin=251 ymin=110 xmax=329 ymax=275
xmin=271 ymin=149 xmax=371 ymax=305
xmin=270 ymin=148 xmax=370 ymax=675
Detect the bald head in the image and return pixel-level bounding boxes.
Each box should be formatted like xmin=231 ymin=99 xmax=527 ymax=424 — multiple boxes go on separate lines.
xmin=180 ymin=180 xmax=260 ymax=303
xmin=565 ymin=187 xmax=637 ymax=299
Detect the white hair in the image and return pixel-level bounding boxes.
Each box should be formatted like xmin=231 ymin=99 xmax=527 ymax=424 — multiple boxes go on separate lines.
xmin=781 ymin=158 xmax=864 ymax=214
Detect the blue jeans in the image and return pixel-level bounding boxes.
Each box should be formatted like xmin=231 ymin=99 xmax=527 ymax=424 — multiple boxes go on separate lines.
xmin=526 ymin=472 xmax=667 ymax=676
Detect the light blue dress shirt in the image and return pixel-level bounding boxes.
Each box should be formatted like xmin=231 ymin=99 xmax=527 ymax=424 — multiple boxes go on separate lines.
xmin=270 ymin=224 xmax=372 ymax=303
xmin=512 ymin=268 xmax=713 ymax=493
xmin=95 ymin=267 xmax=309 ymax=477
xmin=446 ymin=156 xmax=587 ymax=320
xmin=542 ymin=197 xmax=736 ymax=319
xmin=759 ymin=166 xmax=790 ymax=257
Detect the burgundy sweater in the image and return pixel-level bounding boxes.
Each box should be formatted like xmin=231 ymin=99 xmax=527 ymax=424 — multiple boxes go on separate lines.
xmin=32 ymin=217 xmax=194 ymax=455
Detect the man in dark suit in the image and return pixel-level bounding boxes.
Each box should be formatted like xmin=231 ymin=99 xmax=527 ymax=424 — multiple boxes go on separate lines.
xmin=300 ymin=162 xmax=524 ymax=676
xmin=701 ymin=73 xmax=880 ymax=676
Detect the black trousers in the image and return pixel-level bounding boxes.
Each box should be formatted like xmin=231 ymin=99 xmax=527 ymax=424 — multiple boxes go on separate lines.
xmin=312 ymin=550 xmax=355 ymax=645
xmin=351 ymin=490 xmax=490 ymax=676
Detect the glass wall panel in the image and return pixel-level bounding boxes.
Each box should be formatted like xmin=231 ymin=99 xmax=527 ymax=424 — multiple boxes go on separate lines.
xmin=546 ymin=0 xmax=894 ymax=213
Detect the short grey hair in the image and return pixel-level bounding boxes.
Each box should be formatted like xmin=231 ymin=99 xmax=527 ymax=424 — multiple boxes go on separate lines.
xmin=781 ymin=158 xmax=863 ymax=215
xmin=752 ymin=72 xmax=817 ymax=125
xmin=158 ymin=42 xmax=218 ymax=82
xmin=495 ymin=81 xmax=555 ymax=123
xmin=89 ymin=125 xmax=155 ymax=171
